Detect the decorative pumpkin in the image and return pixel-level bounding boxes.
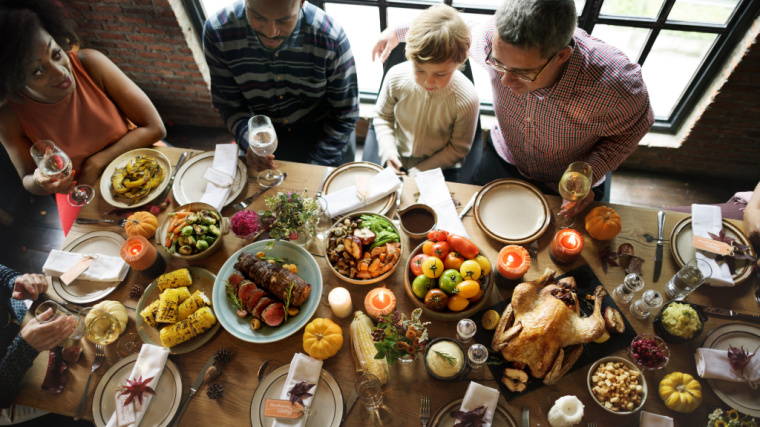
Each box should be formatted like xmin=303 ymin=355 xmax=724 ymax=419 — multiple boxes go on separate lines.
xmin=584 ymin=206 xmax=622 ymax=241
xmin=125 ymin=211 xmax=158 ymax=239
xmin=303 ymin=318 xmax=343 ymax=360
xmin=364 ymin=286 xmax=396 ymax=320
xmin=87 ymin=300 xmax=128 ymax=335
xmin=659 ymin=372 xmax=702 ymax=413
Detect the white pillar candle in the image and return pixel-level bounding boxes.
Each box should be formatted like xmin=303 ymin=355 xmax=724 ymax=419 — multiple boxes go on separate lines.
xmin=328 ymin=287 xmax=353 ymax=318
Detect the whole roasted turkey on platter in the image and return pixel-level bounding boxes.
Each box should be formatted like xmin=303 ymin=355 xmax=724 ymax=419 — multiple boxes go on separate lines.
xmin=491 ymin=268 xmax=606 ymax=386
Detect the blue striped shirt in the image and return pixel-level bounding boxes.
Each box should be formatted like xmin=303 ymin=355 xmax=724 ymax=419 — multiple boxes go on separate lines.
xmin=203 ymin=1 xmax=359 ymax=165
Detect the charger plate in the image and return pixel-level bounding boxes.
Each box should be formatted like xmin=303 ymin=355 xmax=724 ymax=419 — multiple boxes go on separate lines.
xmin=322 ymin=162 xmax=395 ymax=215
xmin=430 ymin=398 xmax=516 ymax=426
xmin=172 ymin=151 xmax=247 ymax=206
xmin=473 ymin=179 xmax=550 ymax=244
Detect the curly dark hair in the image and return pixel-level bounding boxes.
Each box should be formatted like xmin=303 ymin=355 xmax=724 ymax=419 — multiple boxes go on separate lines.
xmin=0 ymin=0 xmax=79 ymax=102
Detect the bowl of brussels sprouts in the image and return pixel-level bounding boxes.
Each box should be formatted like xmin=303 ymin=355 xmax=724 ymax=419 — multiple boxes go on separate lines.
xmin=159 ymin=202 xmax=229 ymax=261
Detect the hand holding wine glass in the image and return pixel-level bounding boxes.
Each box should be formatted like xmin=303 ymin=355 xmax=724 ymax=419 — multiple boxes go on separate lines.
xmin=30 ymin=140 xmax=94 ymax=206
xmin=558 ymin=161 xmax=593 ymax=219
xmin=247 ymin=115 xmax=283 ymax=186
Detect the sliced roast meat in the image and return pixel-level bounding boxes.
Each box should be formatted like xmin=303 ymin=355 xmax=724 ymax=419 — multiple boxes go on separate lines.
xmin=261 ymin=302 xmax=285 ymax=327
xmin=235 ymin=252 xmax=312 ymax=306
xmin=237 ymin=281 xmax=257 ymax=310
xmin=246 ymin=289 xmax=267 ymax=313
xmin=252 ymin=296 xmax=276 ymax=320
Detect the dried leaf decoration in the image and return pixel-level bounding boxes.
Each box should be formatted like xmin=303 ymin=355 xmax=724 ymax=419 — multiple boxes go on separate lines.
xmin=287 ymin=381 xmax=315 ymax=407
xmin=118 ymin=376 xmax=156 ymax=406
xmin=450 ymin=405 xmax=487 ymax=427
xmin=708 ymin=229 xmax=758 ymax=274
xmin=727 ymin=345 xmax=755 ymax=371
xmin=599 ymin=244 xmax=643 ymax=274
xmin=598 ymin=246 xmax=619 ymax=273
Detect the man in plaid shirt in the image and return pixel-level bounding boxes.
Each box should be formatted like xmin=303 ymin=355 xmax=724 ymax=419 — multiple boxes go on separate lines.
xmin=374 ymin=0 xmax=654 ymax=217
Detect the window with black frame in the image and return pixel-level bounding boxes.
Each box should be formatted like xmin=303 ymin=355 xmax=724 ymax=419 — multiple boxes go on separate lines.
xmin=189 ymin=0 xmax=759 ymax=133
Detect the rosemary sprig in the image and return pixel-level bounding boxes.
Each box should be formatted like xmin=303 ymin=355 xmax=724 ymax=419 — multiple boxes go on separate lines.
xmin=283 ymin=282 xmax=295 ymax=322
xmin=225 ymin=281 xmax=243 ymax=310
xmin=434 ymin=350 xmax=456 ymax=366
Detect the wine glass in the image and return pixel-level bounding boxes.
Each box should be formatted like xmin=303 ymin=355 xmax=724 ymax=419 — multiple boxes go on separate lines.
xmin=558 ymin=161 xmax=593 ymax=219
xmin=116 ymin=331 xmax=143 ymax=359
xmin=248 ymin=115 xmax=283 ymax=186
xmin=30 ymin=140 xmax=94 ymax=207
xmin=80 ymin=308 xmax=120 ymax=345
xmin=306 ymin=196 xmax=331 ymax=255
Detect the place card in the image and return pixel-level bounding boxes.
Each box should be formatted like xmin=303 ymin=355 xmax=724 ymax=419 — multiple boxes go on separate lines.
xmin=692 ymin=235 xmax=733 ymax=256
xmin=263 ymin=399 xmax=304 ymax=419
xmin=114 ymin=393 xmax=136 ymax=427
xmin=355 ymin=175 xmax=370 ymax=203
xmin=202 ymin=167 xmax=234 ymax=188
xmin=60 ymin=256 xmax=94 ymax=285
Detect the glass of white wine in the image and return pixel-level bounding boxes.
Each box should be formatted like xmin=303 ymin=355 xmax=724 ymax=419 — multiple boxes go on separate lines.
xmin=248 ymin=115 xmax=283 ymax=186
xmin=30 ymin=140 xmax=94 ymax=207
xmin=81 ymin=308 xmax=120 ymax=345
xmin=558 ymin=161 xmax=593 ymax=219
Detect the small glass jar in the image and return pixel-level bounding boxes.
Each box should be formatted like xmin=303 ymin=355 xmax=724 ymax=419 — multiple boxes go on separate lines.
xmin=468 ymin=343 xmax=489 ymax=370
xmin=456 ymin=319 xmax=476 ymax=344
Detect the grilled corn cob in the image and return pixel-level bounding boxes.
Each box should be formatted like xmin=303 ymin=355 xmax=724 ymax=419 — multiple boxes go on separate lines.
xmin=177 ymin=290 xmax=210 ymax=321
xmin=159 ymin=320 xmax=198 ymax=347
xmin=175 ymin=286 xmax=191 ymax=304
xmin=140 ymin=299 xmax=161 ymax=327
xmin=188 ymin=306 xmax=216 ymax=335
xmin=155 ymin=288 xmax=180 ymax=323
xmin=157 ymin=268 xmax=192 ymax=292
xmin=350 ymin=311 xmax=389 ymax=384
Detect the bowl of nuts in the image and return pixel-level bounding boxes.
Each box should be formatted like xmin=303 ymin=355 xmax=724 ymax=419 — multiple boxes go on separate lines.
xmin=587 ymin=356 xmax=647 ymax=415
xmin=628 ymin=333 xmax=670 ymax=371
xmin=324 ymin=212 xmax=402 ymax=285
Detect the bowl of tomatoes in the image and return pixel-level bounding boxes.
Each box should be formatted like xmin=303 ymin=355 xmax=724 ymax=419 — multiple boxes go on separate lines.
xmin=403 ymin=229 xmax=493 ymax=321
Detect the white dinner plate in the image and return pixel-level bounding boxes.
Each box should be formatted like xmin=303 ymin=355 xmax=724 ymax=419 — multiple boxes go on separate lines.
xmin=172 ymin=151 xmax=247 ymax=207
xmin=430 ymin=398 xmax=517 ymax=427
xmin=51 ymin=231 xmax=126 ymax=304
xmin=99 ymin=148 xmax=172 ymax=208
xmin=473 ymin=179 xmax=550 ymax=244
xmin=670 ymin=216 xmax=756 ymax=283
xmin=249 ymin=363 xmax=343 ymax=427
xmin=92 ymin=353 xmax=182 ymax=427
xmin=322 ymin=162 xmax=395 ymax=215
xmin=135 ymin=267 xmax=221 ymax=354
xmin=701 ymin=323 xmax=760 ymax=417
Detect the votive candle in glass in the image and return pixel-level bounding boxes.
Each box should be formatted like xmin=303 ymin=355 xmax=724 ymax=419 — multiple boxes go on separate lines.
xmin=328 ymin=287 xmax=353 ymax=318
xmin=497 ymin=245 xmax=531 ymax=279
xmin=549 ymin=229 xmax=584 ymax=264
xmin=364 ymin=286 xmax=396 ymax=320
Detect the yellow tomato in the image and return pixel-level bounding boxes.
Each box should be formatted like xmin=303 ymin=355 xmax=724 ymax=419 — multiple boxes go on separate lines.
xmin=469 ymin=288 xmax=485 ymax=303
xmin=456 ymin=280 xmax=480 ymax=299
xmin=474 ymin=255 xmax=491 ymax=275
xmin=459 ymin=260 xmax=481 ymax=281
xmin=421 ymin=256 xmax=444 ymax=279
xmin=447 ymin=294 xmax=469 ymax=312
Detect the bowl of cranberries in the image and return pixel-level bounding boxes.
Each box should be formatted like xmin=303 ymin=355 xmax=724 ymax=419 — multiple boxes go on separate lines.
xmin=628 ymin=333 xmax=670 ymax=371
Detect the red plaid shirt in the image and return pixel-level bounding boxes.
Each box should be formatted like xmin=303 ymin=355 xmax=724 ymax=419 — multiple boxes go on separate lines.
xmin=402 ymin=22 xmax=654 ymax=186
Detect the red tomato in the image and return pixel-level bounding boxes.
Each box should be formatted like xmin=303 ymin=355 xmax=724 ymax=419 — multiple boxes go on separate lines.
xmin=422 ymin=240 xmax=436 ymax=256
xmin=432 ymin=241 xmax=450 ymax=260
xmin=443 ymin=252 xmax=464 ymax=270
xmin=410 ymin=254 xmax=428 ymax=276
xmin=448 ymin=234 xmax=479 ymax=259
xmin=427 ymin=229 xmax=449 ymax=242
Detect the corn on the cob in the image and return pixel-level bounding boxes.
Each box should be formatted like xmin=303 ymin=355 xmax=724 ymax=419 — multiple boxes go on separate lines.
xmin=140 ymin=299 xmax=161 ymax=327
xmin=157 ymin=268 xmax=192 ymax=292
xmin=159 ymin=320 xmax=198 ymax=347
xmin=155 ymin=288 xmax=180 ymax=323
xmin=188 ymin=306 xmax=216 ymax=335
xmin=350 ymin=311 xmax=389 ymax=384
xmin=174 ymin=286 xmax=191 ymax=304
xmin=177 ymin=290 xmax=210 ymax=321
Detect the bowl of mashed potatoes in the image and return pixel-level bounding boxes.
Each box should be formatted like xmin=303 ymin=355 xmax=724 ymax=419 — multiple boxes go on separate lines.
xmin=653 ymin=301 xmax=707 ymax=343
xmin=424 ymin=338 xmax=467 ymax=380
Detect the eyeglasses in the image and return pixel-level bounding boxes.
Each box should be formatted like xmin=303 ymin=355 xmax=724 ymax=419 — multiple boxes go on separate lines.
xmin=486 ymin=47 xmax=558 ymax=82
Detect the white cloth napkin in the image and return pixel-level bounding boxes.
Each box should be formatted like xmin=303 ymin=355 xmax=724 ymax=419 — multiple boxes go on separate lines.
xmin=43 ymin=249 xmax=129 ymax=282
xmin=200 ymin=144 xmax=238 ymax=211
xmin=323 ymin=167 xmax=401 ymax=218
xmin=415 ymin=168 xmax=468 ymax=238
xmin=272 ymin=353 xmax=323 ymax=427
xmin=459 ymin=381 xmax=500 ymax=427
xmin=695 ymin=348 xmax=760 ymax=383
xmin=692 ymin=204 xmax=734 ymax=287
xmin=640 ymin=411 xmax=674 ymax=427
xmin=106 ymin=344 xmax=170 ymax=427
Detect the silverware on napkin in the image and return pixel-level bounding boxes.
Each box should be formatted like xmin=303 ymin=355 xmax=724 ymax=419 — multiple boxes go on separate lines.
xmin=170 ymin=354 xmax=216 ymax=427
xmin=653 ymin=211 xmax=665 ymax=282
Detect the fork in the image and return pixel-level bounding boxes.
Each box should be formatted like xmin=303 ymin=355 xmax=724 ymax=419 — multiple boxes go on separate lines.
xmin=420 ymin=395 xmax=430 ymax=427
xmin=74 ymin=344 xmax=105 ymax=420
xmin=76 ymin=218 xmax=127 ymax=227
xmin=528 ymin=240 xmax=539 ymax=269
xmin=588 ymin=422 xmax=598 ymax=427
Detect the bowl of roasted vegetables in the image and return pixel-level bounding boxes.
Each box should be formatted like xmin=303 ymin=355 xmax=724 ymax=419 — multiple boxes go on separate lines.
xmin=324 ymin=212 xmax=402 ymax=285
xmin=159 ymin=202 xmax=229 ymax=261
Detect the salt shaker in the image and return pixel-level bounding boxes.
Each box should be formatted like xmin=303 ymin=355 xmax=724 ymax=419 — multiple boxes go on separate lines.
xmin=468 ymin=343 xmax=489 ymax=370
xmin=630 ymin=289 xmax=663 ymax=320
xmin=456 ymin=319 xmax=476 ymax=344
xmin=613 ymin=273 xmax=644 ymax=304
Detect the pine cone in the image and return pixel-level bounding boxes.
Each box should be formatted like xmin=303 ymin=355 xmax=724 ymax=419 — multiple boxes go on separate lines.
xmin=129 ymin=284 xmax=144 ymax=299
xmin=213 ymin=348 xmax=232 ymax=365
xmin=206 ymin=383 xmax=223 ymax=400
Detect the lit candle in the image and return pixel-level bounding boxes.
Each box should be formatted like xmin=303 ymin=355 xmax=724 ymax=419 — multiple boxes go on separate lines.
xmin=497 ymin=245 xmax=531 ymax=279
xmin=119 ymin=236 xmax=157 ymax=271
xmin=549 ymin=229 xmax=584 ymax=264
xmin=364 ymin=286 xmax=396 ymax=320
xmin=328 ymin=287 xmax=353 ymax=318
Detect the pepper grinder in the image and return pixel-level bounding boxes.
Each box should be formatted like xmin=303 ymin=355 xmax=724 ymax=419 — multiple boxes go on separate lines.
xmin=630 ymin=289 xmax=663 ymax=320
xmin=613 ymin=273 xmax=644 ymax=304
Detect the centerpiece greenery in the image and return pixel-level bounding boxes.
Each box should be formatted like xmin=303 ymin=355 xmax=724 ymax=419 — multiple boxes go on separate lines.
xmin=708 ymin=408 xmax=757 ymax=427
xmin=260 ymin=190 xmax=320 ymax=246
xmin=371 ymin=308 xmax=429 ymax=366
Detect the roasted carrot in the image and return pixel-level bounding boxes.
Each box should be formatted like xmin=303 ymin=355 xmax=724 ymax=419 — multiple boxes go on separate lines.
xmin=167 ymin=216 xmax=180 ymax=233
xmin=173 ymin=221 xmax=187 ymax=235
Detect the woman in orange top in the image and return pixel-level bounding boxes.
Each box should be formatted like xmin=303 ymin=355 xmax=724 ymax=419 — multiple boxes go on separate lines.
xmin=0 ymin=0 xmax=166 ymax=212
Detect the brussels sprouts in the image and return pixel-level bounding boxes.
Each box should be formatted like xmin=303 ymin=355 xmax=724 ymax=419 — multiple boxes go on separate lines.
xmin=204 ymin=235 xmax=217 ymax=245
xmin=201 ymin=214 xmax=216 ymax=226
xmin=209 ymin=225 xmax=221 ymax=236
xmin=181 ymin=225 xmax=194 ymax=237
xmin=209 ymin=211 xmax=221 ymax=222
xmin=196 ymin=239 xmax=209 ymax=251
xmin=178 ymin=245 xmax=193 ymax=255
xmin=185 ymin=214 xmax=198 ymax=224
xmin=193 ymin=224 xmax=208 ymax=235
xmin=178 ymin=236 xmax=190 ymax=247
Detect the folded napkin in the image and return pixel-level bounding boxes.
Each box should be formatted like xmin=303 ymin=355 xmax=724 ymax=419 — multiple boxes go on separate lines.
xmin=415 ymin=168 xmax=468 ymax=238
xmin=106 ymin=344 xmax=170 ymax=427
xmin=200 ymin=144 xmax=238 ymax=211
xmin=272 ymin=353 xmax=323 ymax=427
xmin=323 ymin=167 xmax=401 ymax=218
xmin=692 ymin=204 xmax=734 ymax=287
xmin=640 ymin=411 xmax=674 ymax=427
xmin=43 ymin=249 xmax=129 ymax=282
xmin=458 ymin=381 xmax=500 ymax=427
xmin=695 ymin=348 xmax=760 ymax=383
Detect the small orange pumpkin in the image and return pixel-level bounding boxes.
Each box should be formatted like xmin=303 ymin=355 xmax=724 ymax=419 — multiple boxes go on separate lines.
xmin=585 ymin=206 xmax=622 ymax=240
xmin=125 ymin=211 xmax=158 ymax=239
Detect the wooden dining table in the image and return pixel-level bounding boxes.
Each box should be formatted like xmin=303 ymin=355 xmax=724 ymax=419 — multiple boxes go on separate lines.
xmin=13 ymin=146 xmax=760 ymax=427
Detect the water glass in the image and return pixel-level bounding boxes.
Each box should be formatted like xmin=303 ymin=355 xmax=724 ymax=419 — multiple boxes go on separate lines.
xmin=355 ymin=372 xmax=383 ymax=411
xmin=665 ymin=258 xmax=712 ymax=300
xmin=456 ymin=318 xmax=476 ymax=344
xmin=34 ymin=301 xmax=84 ymax=340
xmin=116 ymin=332 xmax=143 ymax=359
xmin=467 ymin=343 xmax=489 ymax=370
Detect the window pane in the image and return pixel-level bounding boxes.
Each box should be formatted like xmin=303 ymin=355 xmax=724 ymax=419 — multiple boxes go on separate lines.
xmin=641 ymin=30 xmax=717 ymax=118
xmin=199 ymin=0 xmax=229 ymax=17
xmin=324 ymin=4 xmax=382 ymax=94
xmin=600 ymin=0 xmax=665 ymax=19
xmin=575 ymin=0 xmax=587 ymax=15
xmin=591 ymin=24 xmax=650 ymax=64
xmin=668 ymin=0 xmax=738 ymax=25
xmin=452 ymin=0 xmax=496 ymax=7
xmin=387 ymin=7 xmax=425 ymax=28
xmin=460 ymin=13 xmax=494 ymax=105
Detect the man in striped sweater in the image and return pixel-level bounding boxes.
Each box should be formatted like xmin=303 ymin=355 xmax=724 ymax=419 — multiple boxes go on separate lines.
xmin=203 ymin=0 xmax=359 ymax=170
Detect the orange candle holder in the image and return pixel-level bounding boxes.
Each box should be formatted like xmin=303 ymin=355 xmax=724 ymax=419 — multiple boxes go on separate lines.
xmin=120 ymin=236 xmax=165 ymax=276
xmin=549 ymin=229 xmax=584 ymax=264
xmin=497 ymin=245 xmax=530 ymax=280
xmin=364 ymin=286 xmax=396 ymax=320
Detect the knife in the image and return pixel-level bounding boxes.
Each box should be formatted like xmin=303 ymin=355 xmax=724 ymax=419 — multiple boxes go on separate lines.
xmin=342 ymin=389 xmax=358 ymax=422
xmin=38 ymin=294 xmax=87 ymax=313
xmin=522 ymin=407 xmax=529 ymax=427
xmin=690 ymin=304 xmax=760 ymax=324
xmin=170 ymin=354 xmax=216 ymax=427
xmin=653 ymin=211 xmax=665 ymax=282
xmin=235 ymin=172 xmax=288 ymax=210
xmin=153 ymin=151 xmax=190 ymax=206
xmin=315 ymin=167 xmax=333 ymax=199
xmin=459 ymin=193 xmax=477 ymax=220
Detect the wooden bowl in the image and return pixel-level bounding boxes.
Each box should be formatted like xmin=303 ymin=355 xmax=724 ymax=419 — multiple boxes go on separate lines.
xmin=323 ymin=211 xmax=403 ymax=285
xmin=403 ymin=241 xmax=493 ymax=321
xmin=158 ymin=202 xmax=229 ymax=261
